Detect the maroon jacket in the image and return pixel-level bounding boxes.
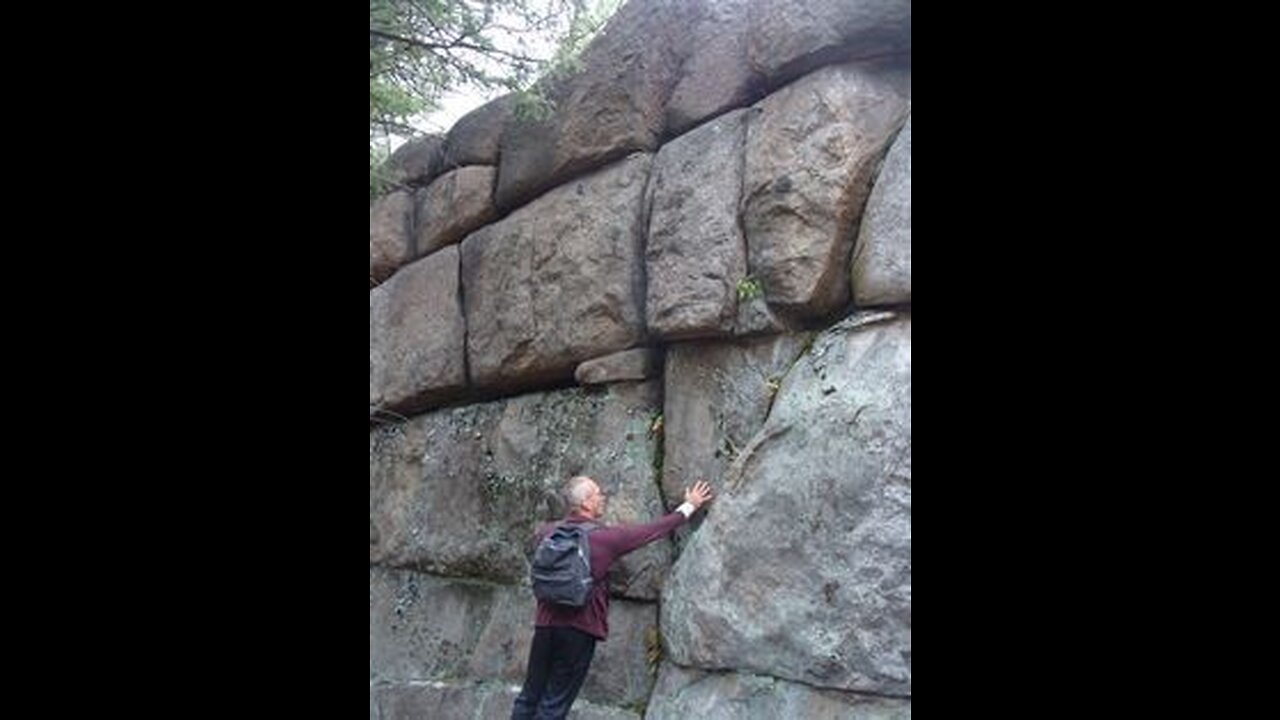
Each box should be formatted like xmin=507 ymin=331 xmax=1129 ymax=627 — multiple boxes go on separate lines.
xmin=532 ymin=510 xmax=687 ymax=640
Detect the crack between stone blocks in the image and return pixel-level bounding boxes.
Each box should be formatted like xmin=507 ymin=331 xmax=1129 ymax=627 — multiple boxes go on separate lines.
xmin=637 ymin=154 xmax=657 ymax=347
xmin=457 ymin=243 xmax=472 ymax=389
xmin=369 ymin=560 xmax=524 ymax=591
xmin=657 ymin=659 xmax=911 ymax=701
xmin=722 ymin=422 xmax=790 ymax=494
xmin=757 ymin=331 xmax=815 ymax=426
xmin=732 ymin=108 xmax=754 ymax=336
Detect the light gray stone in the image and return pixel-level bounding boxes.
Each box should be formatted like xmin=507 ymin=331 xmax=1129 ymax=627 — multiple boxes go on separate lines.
xmin=852 ymin=116 xmax=910 ymax=306
xmin=369 ymin=567 xmax=659 ymax=708
xmin=381 ymin=134 xmax=445 ymax=188
xmin=660 ymin=334 xmax=814 ymax=511
xmin=661 ymin=312 xmax=911 ymax=695
xmin=645 ymin=663 xmax=911 ymax=719
xmin=646 ymin=110 xmax=748 ymax=341
xmin=582 ymin=601 xmax=660 ymax=709
xmin=370 ymin=381 xmax=670 ymax=599
xmin=368 ymin=568 xmax=531 ymax=685
xmin=372 ymin=680 xmax=643 ymax=720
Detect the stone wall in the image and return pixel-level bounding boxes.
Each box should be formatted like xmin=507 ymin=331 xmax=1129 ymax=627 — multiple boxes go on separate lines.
xmin=371 ymin=1 xmax=911 ymax=717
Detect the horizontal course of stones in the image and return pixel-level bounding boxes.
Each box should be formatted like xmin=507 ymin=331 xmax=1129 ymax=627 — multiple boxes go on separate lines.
xmin=370 ymin=312 xmax=913 ymax=717
xmin=371 ymin=0 xmax=910 ymax=415
xmin=371 ymin=2 xmax=912 ymax=717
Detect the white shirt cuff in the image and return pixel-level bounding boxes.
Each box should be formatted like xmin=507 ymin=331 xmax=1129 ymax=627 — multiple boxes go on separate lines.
xmin=676 ymin=502 xmax=696 ymax=518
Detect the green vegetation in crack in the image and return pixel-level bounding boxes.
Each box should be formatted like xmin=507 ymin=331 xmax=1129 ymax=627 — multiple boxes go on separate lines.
xmin=735 ymin=275 xmax=764 ymax=301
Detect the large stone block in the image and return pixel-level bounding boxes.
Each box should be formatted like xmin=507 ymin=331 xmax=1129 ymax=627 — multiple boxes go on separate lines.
xmin=369 ymin=567 xmax=659 ymax=708
xmin=368 ymin=568 xmax=530 ymax=685
xmin=576 ymin=348 xmax=663 ymax=386
xmin=370 ymin=381 xmax=670 ymax=599
xmin=371 ymin=680 xmax=642 ymax=720
xmin=646 ymin=110 xmax=748 ymax=341
xmin=415 ymin=166 xmax=497 ymax=256
xmin=368 ymin=246 xmax=466 ymax=414
xmin=443 ymin=94 xmax=516 ymax=168
xmin=380 ymin=134 xmax=445 ymax=189
xmin=664 ymin=0 xmax=757 ymax=136
xmin=495 ymin=0 xmax=698 ymax=211
xmin=463 ymin=154 xmax=650 ymax=392
xmin=660 ymin=334 xmax=814 ymax=510
xmin=661 ymin=312 xmax=911 ymax=695
xmin=743 ymin=63 xmax=909 ymax=317
xmin=645 ymin=663 xmax=912 ymax=719
xmin=748 ymin=0 xmax=911 ymax=86
xmin=370 ymin=190 xmax=414 ymax=286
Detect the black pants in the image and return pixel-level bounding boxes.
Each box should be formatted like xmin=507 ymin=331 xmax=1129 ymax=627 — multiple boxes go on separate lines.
xmin=511 ymin=626 xmax=597 ymax=720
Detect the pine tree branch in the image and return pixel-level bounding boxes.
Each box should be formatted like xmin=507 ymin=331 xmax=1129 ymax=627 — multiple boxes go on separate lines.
xmin=369 ymin=28 xmax=544 ymax=64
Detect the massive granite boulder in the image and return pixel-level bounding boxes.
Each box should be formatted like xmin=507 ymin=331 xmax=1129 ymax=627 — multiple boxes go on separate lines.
xmin=495 ymin=0 xmax=699 ymax=211
xmin=748 ymin=0 xmax=911 ymax=86
xmin=380 ymin=134 xmax=446 ymax=189
xmin=660 ymin=333 xmax=814 ymax=511
xmin=442 ymin=94 xmax=516 ymax=168
xmin=664 ymin=0 xmax=757 ymax=136
xmin=661 ymin=311 xmax=911 ymax=695
xmin=742 ymin=62 xmax=910 ymax=318
xmin=646 ymin=109 xmax=749 ymax=341
xmin=645 ymin=663 xmax=912 ymax=719
xmin=463 ymin=154 xmax=651 ymax=392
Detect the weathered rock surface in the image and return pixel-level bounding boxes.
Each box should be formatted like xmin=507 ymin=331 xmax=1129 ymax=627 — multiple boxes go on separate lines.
xmin=368 ymin=246 xmax=466 ymax=414
xmin=743 ymin=63 xmax=910 ymax=317
xmin=852 ymin=116 xmax=911 ymax=306
xmin=661 ymin=312 xmax=911 ymax=695
xmin=443 ymin=94 xmax=516 ymax=168
xmin=371 ymin=680 xmax=642 ymax=720
xmin=748 ymin=0 xmax=912 ymax=85
xmin=369 ymin=190 xmax=415 ymax=286
xmin=576 ymin=348 xmax=663 ymax=386
xmin=664 ymin=0 xmax=757 ymax=136
xmin=382 ymin=134 xmax=445 ymax=189
xmin=495 ymin=0 xmax=699 ymax=211
xmin=646 ymin=110 xmax=748 ymax=341
xmin=463 ymin=154 xmax=651 ymax=392
xmin=415 ymin=165 xmax=497 ymax=256
xmin=660 ymin=334 xmax=814 ymax=510
xmin=370 ymin=381 xmax=670 ymax=599
xmin=369 ymin=566 xmax=659 ymax=707
xmin=645 ymin=663 xmax=913 ymax=719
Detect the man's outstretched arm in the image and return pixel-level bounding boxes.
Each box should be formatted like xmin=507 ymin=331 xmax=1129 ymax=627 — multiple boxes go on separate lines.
xmin=596 ymin=480 xmax=714 ymax=556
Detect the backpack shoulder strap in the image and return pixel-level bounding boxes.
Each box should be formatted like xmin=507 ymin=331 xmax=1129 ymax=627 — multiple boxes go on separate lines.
xmin=558 ymin=519 xmax=598 ymax=532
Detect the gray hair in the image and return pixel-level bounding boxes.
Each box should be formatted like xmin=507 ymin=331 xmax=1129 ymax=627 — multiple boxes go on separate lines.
xmin=565 ymin=476 xmax=596 ymax=510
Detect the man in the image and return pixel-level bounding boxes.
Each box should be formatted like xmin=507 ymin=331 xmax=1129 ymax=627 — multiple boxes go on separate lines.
xmin=511 ymin=475 xmax=714 ymax=719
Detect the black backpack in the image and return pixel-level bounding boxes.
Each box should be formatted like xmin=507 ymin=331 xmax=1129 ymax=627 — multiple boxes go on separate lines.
xmin=530 ymin=521 xmax=598 ymax=607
